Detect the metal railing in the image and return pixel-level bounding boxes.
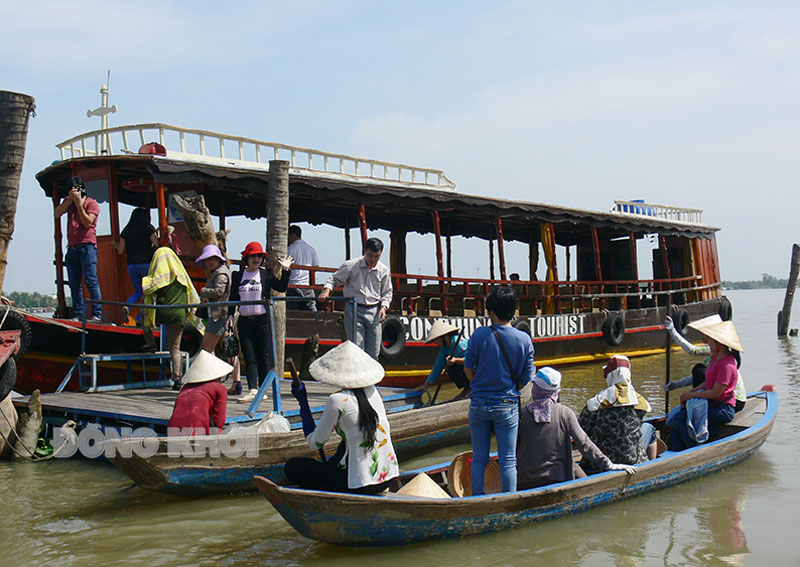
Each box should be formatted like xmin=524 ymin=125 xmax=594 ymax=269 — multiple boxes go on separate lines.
xmin=612 ymin=200 xmax=703 ymax=224
xmin=56 ymin=123 xmax=456 ymax=190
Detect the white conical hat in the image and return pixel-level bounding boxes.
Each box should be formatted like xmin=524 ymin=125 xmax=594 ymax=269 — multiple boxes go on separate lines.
xmin=425 ymin=320 xmax=459 ymax=344
xmin=309 ymin=341 xmax=385 ymax=388
xmin=698 ymin=320 xmax=743 ymax=352
xmin=396 ymin=472 xmax=451 ymax=499
xmin=688 ymin=314 xmax=723 ymax=332
xmin=182 ymin=350 xmax=234 ymax=384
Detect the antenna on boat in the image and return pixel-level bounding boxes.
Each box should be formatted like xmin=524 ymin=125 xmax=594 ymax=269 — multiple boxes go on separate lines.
xmin=86 ymin=70 xmax=118 ymax=154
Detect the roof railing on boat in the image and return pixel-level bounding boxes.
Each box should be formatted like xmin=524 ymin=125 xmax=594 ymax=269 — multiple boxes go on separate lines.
xmin=611 ymin=200 xmax=703 ymax=225
xmin=56 ymin=123 xmax=457 ymax=191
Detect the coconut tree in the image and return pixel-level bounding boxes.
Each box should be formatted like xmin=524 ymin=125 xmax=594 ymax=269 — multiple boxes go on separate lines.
xmin=267 ymin=160 xmax=289 ymax=375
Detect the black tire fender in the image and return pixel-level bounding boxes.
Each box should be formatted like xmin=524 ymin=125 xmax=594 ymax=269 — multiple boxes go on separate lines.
xmin=719 ymin=297 xmax=733 ymax=321
xmin=0 ymin=307 xmax=31 ymax=358
xmin=380 ymin=316 xmax=406 ymax=358
xmin=512 ymin=318 xmax=531 ymax=336
xmin=603 ymin=313 xmax=625 ymax=346
xmin=671 ymin=306 xmax=689 ymax=335
xmin=0 ymin=356 xmax=17 ymax=402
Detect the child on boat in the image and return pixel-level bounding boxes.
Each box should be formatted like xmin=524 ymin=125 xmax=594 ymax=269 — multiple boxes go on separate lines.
xmin=578 ymin=355 xmax=657 ymax=465
xmin=285 ymin=341 xmax=399 ymax=494
xmin=517 ymin=367 xmax=636 ymax=490
xmin=664 ymin=314 xmax=747 ymax=412
xmin=666 ymin=320 xmax=743 ymax=450
xmin=196 ymin=244 xmax=232 ymax=354
xmin=464 ymin=285 xmax=534 ymax=495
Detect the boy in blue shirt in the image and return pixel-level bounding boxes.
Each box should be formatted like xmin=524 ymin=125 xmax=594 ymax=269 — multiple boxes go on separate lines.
xmin=465 ymin=286 xmax=535 ymax=495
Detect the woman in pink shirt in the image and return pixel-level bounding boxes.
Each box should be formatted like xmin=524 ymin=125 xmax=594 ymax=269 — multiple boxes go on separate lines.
xmin=667 ymin=320 xmax=742 ymax=450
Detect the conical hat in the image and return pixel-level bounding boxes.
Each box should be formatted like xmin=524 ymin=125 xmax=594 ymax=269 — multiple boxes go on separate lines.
xmin=309 ymin=341 xmax=385 ymax=388
xmin=688 ymin=314 xmax=723 ymax=332
xmin=182 ymin=350 xmax=234 ymax=384
xmin=425 ymin=320 xmax=459 ymax=344
xmin=396 ymin=472 xmax=451 ymax=499
xmin=698 ymin=320 xmax=743 ymax=352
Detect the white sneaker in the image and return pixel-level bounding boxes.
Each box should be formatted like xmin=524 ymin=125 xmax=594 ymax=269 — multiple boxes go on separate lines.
xmin=237 ymin=389 xmax=268 ymax=404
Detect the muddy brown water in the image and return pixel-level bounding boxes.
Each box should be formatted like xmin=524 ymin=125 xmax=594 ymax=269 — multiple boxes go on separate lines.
xmin=1 ymin=289 xmax=798 ymax=566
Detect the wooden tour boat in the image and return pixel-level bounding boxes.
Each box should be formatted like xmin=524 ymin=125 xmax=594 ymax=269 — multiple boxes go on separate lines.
xmin=254 ymin=388 xmax=776 ymax=547
xmin=22 ymin=91 xmax=730 ymax=393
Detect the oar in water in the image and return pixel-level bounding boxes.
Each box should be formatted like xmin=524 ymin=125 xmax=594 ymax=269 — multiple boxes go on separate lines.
xmin=287 ymin=357 xmax=327 ymax=462
xmin=430 ymin=328 xmax=465 ymax=406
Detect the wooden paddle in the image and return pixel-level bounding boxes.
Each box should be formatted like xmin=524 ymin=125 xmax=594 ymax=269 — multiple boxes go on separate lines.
xmin=430 ymin=328 xmax=465 ymax=406
xmin=664 ymin=330 xmax=671 ymax=412
xmin=287 ymin=357 xmax=327 ymax=462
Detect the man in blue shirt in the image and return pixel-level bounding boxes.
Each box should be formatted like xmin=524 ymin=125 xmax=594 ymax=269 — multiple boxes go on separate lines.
xmin=464 ymin=286 xmax=535 ymax=495
xmin=414 ymin=321 xmax=470 ymax=399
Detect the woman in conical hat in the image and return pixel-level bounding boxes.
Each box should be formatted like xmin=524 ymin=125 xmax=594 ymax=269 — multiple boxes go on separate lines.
xmin=166 ymin=350 xmax=232 ymax=436
xmin=667 ymin=320 xmax=743 ymax=450
xmin=664 ymin=313 xmax=747 ymax=412
xmin=413 ymin=321 xmax=470 ymax=399
xmin=284 ymin=341 xmax=399 ymax=494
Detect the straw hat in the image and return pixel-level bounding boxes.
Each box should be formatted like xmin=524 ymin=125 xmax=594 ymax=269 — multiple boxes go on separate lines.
xmin=533 ymin=367 xmax=561 ymax=392
xmin=309 ymin=341 xmax=385 ymax=388
xmin=688 ymin=314 xmax=723 ymax=332
xmin=182 ymin=350 xmax=234 ymax=384
xmin=396 ymin=472 xmax=452 ymax=499
xmin=425 ymin=320 xmax=459 ymax=344
xmin=697 ymin=320 xmax=743 ymax=352
xmin=447 ymin=451 xmax=502 ymax=497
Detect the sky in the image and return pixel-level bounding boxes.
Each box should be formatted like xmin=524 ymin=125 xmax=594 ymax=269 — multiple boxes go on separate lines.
xmin=3 ymin=0 xmax=799 ymax=294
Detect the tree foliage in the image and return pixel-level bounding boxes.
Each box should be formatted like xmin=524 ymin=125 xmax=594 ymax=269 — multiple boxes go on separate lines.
xmin=5 ymin=291 xmax=59 ymax=308
xmin=723 ymin=273 xmax=794 ymax=290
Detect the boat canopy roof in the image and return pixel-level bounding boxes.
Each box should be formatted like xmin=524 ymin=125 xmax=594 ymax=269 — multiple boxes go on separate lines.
xmin=36 ymin=128 xmax=718 ymax=245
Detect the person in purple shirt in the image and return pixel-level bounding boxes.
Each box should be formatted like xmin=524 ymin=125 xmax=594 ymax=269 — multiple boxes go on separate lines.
xmin=464 ymin=285 xmax=534 ymax=495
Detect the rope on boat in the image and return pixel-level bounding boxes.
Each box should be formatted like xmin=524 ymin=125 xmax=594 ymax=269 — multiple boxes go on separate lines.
xmin=0 ymin=403 xmax=75 ymax=462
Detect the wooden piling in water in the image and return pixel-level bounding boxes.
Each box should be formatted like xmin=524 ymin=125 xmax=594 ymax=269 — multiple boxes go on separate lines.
xmin=778 ymin=243 xmax=800 ymax=337
xmin=267 ymin=160 xmax=289 ymax=374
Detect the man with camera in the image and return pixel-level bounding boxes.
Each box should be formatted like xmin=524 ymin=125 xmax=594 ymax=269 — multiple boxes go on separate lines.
xmin=55 ymin=176 xmax=103 ymax=322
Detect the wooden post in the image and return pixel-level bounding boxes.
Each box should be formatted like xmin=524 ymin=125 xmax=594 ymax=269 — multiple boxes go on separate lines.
xmin=592 ymin=227 xmax=603 ymax=280
xmin=529 ymin=231 xmax=538 ymax=281
xmin=52 ymin=183 xmax=67 ymax=316
xmin=489 ymin=239 xmax=495 ymax=280
xmin=219 ymin=200 xmax=226 ymax=232
xmin=496 ymin=217 xmax=507 ymax=281
xmin=432 ymin=211 xmax=444 ymax=292
xmin=446 ymin=233 xmax=452 ymax=279
xmin=267 ymin=160 xmax=290 ymax=375
xmin=155 ymin=183 xmax=169 ymax=246
xmin=358 ymin=204 xmax=368 ymax=250
xmin=565 ymin=246 xmax=571 ymax=281
xmin=0 ymin=91 xmax=35 ymax=295
xmin=344 ymin=215 xmax=351 ymax=260
xmin=106 ymin=163 xmax=125 ymax=321
xmin=778 ymin=243 xmax=800 ymax=337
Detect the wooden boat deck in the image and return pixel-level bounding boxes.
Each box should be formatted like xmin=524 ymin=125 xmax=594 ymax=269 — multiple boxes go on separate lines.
xmin=12 ymin=380 xmax=420 ymax=433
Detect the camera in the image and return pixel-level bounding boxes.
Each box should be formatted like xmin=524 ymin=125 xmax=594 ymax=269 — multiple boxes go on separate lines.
xmin=60 ymin=176 xmax=87 ymax=198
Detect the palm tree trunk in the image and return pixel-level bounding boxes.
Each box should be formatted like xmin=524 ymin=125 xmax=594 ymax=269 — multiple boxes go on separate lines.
xmin=0 ymin=91 xmax=36 ymax=296
xmin=267 ymin=160 xmax=289 ymax=376
xmin=171 ymin=193 xmax=218 ymax=254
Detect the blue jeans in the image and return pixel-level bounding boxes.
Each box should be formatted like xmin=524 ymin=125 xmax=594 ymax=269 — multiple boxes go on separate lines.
xmin=65 ymin=244 xmax=102 ymax=319
xmin=469 ymin=397 xmax=519 ymax=495
xmin=641 ymin=422 xmax=657 ymax=450
xmin=344 ymin=303 xmax=381 ymax=360
xmin=667 ymin=403 xmax=735 ymax=450
xmin=126 ymin=263 xmax=150 ymax=305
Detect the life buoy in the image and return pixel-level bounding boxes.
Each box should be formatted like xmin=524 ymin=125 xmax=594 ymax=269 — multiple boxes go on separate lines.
xmin=512 ymin=318 xmax=531 ymax=336
xmin=380 ymin=316 xmax=406 ymax=358
xmin=0 ymin=308 xmax=31 ymax=358
xmin=0 ymin=356 xmax=17 ymax=402
xmin=719 ymin=297 xmax=733 ymax=321
xmin=603 ymin=313 xmax=625 ymax=346
xmin=672 ymin=307 xmax=689 ymax=335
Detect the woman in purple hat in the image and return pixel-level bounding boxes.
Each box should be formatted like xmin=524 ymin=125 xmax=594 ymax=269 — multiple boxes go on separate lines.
xmin=196 ymin=243 xmax=232 ymax=353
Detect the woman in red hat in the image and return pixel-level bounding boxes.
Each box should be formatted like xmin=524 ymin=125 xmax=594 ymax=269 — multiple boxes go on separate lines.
xmin=228 ymin=242 xmax=293 ymax=403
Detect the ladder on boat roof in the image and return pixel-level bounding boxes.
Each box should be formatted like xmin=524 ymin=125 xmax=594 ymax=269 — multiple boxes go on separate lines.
xmin=611 ymin=200 xmax=703 ymax=225
xmin=56 ymin=123 xmax=457 ymax=191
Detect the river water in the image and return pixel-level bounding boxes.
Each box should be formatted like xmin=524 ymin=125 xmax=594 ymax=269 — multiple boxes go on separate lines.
xmin=1 ymin=289 xmax=798 ymax=566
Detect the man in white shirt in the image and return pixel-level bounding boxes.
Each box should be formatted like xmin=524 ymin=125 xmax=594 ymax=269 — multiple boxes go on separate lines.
xmin=287 ymin=225 xmax=320 ymax=311
xmin=319 ymin=237 xmax=393 ymax=360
